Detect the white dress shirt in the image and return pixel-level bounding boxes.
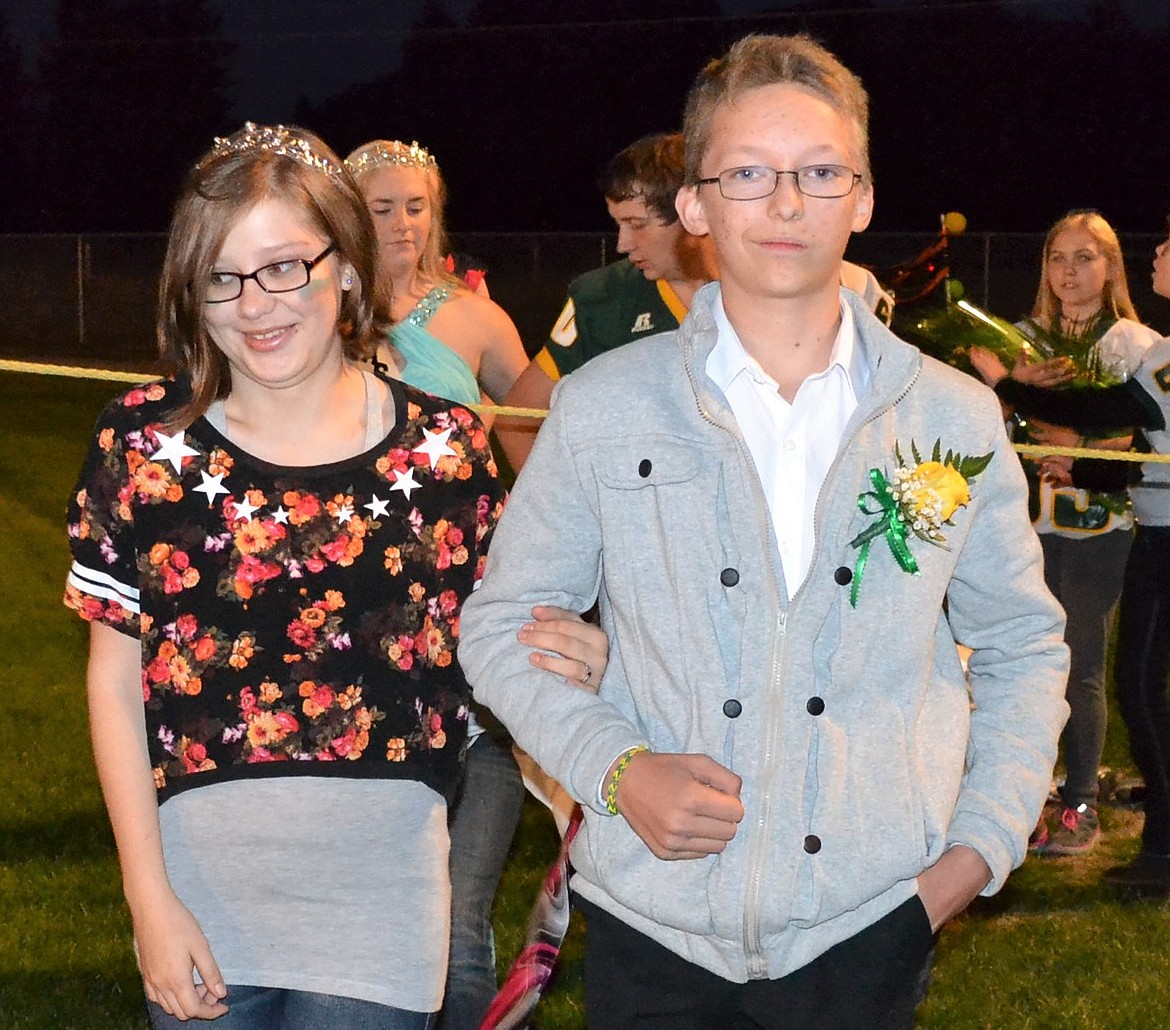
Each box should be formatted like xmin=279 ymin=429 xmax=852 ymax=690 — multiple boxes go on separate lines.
xmin=706 ymin=289 xmax=870 ymax=596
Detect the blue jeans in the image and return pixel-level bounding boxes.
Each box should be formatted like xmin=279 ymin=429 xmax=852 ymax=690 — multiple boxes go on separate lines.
xmin=1041 ymin=530 xmax=1131 ymax=808
xmin=438 ymin=728 xmax=525 ymax=1030
xmin=148 ymin=986 xmax=434 ymax=1029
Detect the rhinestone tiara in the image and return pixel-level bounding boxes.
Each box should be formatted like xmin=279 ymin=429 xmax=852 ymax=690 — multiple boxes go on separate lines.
xmin=345 ymin=140 xmax=437 ymax=178
xmin=202 ymin=122 xmax=344 ymax=179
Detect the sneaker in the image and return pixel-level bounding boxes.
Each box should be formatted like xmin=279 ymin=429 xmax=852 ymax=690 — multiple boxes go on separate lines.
xmin=1099 ymin=769 xmax=1147 ymax=808
xmin=1028 ymin=812 xmax=1050 ymax=852
xmin=1104 ymin=853 xmax=1170 ymax=895
xmin=1115 ymin=783 xmax=1148 ymax=808
xmin=1038 ymin=804 xmax=1100 ymax=856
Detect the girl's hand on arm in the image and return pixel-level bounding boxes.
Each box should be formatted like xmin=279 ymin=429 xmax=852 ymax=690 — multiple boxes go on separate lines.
xmin=517 ymin=605 xmax=609 ymax=692
xmin=87 ymin=621 xmax=227 ymax=1020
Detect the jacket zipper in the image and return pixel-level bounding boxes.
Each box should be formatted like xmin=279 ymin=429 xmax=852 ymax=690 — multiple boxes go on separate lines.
xmin=693 ymin=389 xmax=790 ymax=978
xmin=694 ymin=353 xmax=922 ymax=977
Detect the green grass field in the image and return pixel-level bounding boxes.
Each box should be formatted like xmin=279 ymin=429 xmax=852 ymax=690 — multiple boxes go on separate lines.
xmin=4 ymin=368 xmax=1170 ymax=1029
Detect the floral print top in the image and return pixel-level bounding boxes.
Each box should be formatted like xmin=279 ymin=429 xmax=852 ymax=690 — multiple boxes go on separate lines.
xmin=65 ymin=374 xmax=504 ymax=804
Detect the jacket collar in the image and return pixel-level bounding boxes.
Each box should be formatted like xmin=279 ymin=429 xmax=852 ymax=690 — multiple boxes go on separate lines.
xmin=680 ymin=281 xmax=922 ymax=428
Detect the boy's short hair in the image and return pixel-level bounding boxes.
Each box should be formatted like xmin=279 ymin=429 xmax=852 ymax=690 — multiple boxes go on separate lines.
xmin=682 ymin=34 xmax=871 ymax=185
xmin=598 ymin=132 xmax=685 ymax=225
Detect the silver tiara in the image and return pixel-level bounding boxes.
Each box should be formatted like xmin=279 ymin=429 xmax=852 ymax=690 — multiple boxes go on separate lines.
xmin=203 ymin=122 xmax=343 ymax=179
xmin=345 ymin=140 xmax=436 ymax=178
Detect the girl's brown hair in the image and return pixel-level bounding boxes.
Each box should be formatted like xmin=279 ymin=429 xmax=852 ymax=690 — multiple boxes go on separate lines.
xmin=158 ymin=124 xmax=390 ymax=428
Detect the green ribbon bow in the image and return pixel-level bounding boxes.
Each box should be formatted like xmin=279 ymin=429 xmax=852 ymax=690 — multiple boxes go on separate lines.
xmin=847 ymin=468 xmax=920 ymax=607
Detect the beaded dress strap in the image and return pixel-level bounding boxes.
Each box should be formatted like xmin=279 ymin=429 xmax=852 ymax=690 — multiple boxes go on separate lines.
xmin=405 ymin=285 xmax=452 ymax=329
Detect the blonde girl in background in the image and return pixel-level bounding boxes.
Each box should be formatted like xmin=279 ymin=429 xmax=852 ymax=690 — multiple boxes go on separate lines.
xmin=1013 ymin=210 xmax=1157 ymax=856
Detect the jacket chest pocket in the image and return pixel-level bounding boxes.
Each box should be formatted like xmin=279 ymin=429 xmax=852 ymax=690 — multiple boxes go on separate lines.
xmin=596 ymin=439 xmax=701 ymax=492
xmin=592 ymin=438 xmax=724 ymax=590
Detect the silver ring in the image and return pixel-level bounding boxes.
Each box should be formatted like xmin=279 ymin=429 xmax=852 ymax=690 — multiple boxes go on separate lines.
xmin=581 ymin=661 xmax=593 ymax=684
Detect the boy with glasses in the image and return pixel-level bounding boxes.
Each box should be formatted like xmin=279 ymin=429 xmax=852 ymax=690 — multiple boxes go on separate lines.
xmin=461 ymin=34 xmax=1068 ymax=1028
xmin=501 ymin=133 xmax=890 ymax=472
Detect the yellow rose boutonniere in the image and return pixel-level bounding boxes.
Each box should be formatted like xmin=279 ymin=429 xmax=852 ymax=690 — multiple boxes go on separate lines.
xmin=901 ymin=461 xmax=971 ymax=529
xmin=847 ymin=440 xmax=993 ymax=607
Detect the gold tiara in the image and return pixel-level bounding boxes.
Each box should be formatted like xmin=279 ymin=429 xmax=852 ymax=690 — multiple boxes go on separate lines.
xmin=203 ymin=122 xmax=343 ymax=179
xmin=345 ymin=140 xmax=437 ymax=178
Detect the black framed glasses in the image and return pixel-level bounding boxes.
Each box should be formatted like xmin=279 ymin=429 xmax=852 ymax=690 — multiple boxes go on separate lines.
xmin=697 ymin=164 xmax=862 ymax=201
xmin=203 ymin=243 xmax=337 ymax=303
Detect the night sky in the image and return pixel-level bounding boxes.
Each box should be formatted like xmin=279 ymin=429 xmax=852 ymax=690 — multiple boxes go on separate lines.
xmin=2 ymin=0 xmax=1168 ymax=234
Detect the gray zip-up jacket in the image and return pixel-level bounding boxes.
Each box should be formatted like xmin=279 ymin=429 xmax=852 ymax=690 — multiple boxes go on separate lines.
xmin=459 ymin=284 xmax=1069 ymax=982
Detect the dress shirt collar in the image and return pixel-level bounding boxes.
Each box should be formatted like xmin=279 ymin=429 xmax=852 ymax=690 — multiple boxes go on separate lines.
xmin=706 ymin=286 xmax=869 ymax=401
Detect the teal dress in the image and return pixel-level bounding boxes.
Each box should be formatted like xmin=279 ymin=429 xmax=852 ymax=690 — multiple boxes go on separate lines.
xmin=390 ymin=285 xmax=481 ymax=406
xmin=390 ymin=289 xmax=524 ymax=1024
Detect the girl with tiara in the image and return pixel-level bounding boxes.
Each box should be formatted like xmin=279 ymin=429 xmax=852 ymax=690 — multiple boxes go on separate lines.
xmin=65 ymin=123 xmax=605 ymax=1028
xmin=343 ymin=139 xmax=529 ymax=432
xmin=345 ymin=137 xmax=562 ymax=1030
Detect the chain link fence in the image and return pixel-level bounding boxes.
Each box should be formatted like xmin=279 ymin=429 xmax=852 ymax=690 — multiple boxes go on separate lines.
xmin=3 ymin=231 xmax=1167 ymax=372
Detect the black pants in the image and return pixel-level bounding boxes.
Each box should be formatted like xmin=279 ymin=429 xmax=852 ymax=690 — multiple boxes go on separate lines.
xmin=580 ymin=895 xmax=935 ymax=1030
xmin=1115 ymin=525 xmax=1170 ymax=855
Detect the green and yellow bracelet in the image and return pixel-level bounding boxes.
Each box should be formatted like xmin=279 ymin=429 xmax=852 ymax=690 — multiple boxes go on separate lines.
xmin=605 ymin=745 xmax=649 ymax=815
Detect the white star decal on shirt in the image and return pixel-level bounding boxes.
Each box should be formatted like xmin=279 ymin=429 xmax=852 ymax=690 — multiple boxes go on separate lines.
xmin=389 ymin=467 xmax=423 ymax=500
xmin=412 ymin=427 xmax=457 ymax=469
xmin=231 ymin=497 xmax=261 ymax=523
xmin=335 ymin=503 xmax=356 ymax=525
xmin=193 ymin=470 xmax=230 ymax=507
xmin=271 ymin=506 xmax=290 ymax=525
xmin=152 ymin=430 xmax=200 ymax=474
xmin=365 ymin=494 xmax=390 ymax=519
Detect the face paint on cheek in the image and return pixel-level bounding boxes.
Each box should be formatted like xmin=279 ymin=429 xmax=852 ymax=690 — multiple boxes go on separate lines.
xmin=300 ymin=277 xmax=337 ymax=298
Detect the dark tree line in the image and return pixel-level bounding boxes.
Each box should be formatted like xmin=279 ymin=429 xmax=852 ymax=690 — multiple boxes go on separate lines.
xmin=300 ymin=0 xmax=1170 ymax=234
xmin=2 ymin=0 xmax=232 ymax=231
xmin=0 ymin=10 xmax=34 ymax=230
xmin=0 ymin=0 xmax=1167 ymax=233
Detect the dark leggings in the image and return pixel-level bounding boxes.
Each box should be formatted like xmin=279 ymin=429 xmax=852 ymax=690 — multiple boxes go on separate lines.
xmin=1114 ymin=525 xmax=1170 ymax=855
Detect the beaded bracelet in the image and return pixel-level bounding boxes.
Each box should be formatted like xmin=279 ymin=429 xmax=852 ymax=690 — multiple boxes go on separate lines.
xmin=605 ymin=745 xmax=649 ymax=815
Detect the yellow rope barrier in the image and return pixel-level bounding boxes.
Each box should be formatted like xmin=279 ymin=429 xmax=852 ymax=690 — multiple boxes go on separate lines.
xmin=0 ymin=358 xmax=159 ymax=384
xmin=5 ymin=357 xmax=1170 ymax=462
xmin=0 ymin=359 xmax=552 ymax=420
xmin=1013 ymin=443 xmax=1170 ymax=465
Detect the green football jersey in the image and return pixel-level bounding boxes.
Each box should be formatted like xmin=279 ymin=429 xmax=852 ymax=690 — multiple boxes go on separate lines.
xmin=540 ymin=259 xmax=686 ymax=378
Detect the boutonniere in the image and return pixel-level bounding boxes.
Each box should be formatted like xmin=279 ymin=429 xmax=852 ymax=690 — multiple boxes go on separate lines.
xmin=847 ymin=439 xmax=993 ymax=607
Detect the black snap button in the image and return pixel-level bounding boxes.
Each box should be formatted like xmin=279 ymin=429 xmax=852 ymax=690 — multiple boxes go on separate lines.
xmin=834 ymin=566 xmax=853 ymax=585
xmin=720 ymin=567 xmax=740 ymax=587
xmin=803 ymin=835 xmax=821 ymax=854
xmin=806 ymin=696 xmax=825 ymax=716
xmin=722 ymin=699 xmax=742 ymax=719
xmin=638 ymin=458 xmax=652 ymax=478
